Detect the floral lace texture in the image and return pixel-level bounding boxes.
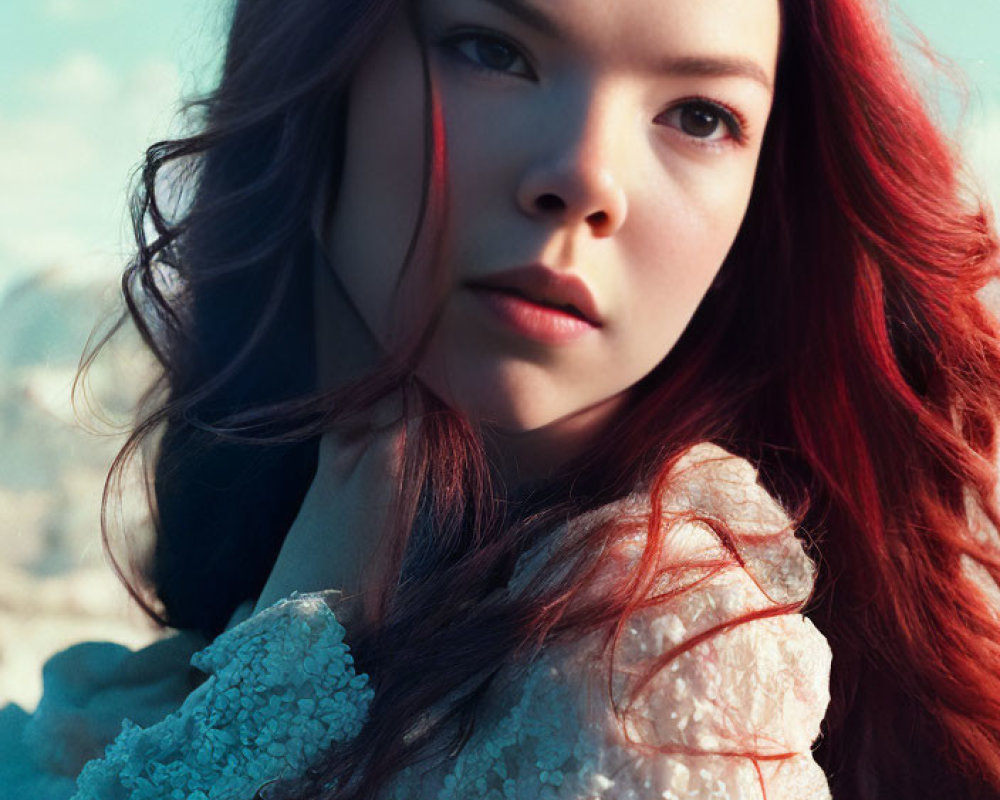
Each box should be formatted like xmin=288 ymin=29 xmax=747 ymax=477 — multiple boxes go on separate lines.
xmin=68 ymin=443 xmax=832 ymax=800
xmin=71 ymin=593 xmax=373 ymax=800
xmin=389 ymin=444 xmax=832 ymax=799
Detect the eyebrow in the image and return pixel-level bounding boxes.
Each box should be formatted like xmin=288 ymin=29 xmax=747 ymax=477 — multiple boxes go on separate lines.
xmin=480 ymin=0 xmax=774 ymax=92
xmin=659 ymin=55 xmax=774 ymax=92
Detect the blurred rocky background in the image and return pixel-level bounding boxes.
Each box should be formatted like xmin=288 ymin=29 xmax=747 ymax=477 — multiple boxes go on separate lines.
xmin=0 ymin=271 xmax=161 ymax=709
xmin=1 ymin=1 xmax=222 ymax=711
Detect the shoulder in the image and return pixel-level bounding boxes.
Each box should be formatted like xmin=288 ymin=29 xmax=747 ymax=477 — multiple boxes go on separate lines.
xmin=611 ymin=441 xmax=817 ymax=603
xmin=189 ymin=590 xmax=346 ymax=675
xmin=0 ymin=629 xmax=207 ymax=800
xmin=480 ymin=443 xmax=832 ymax=798
xmin=71 ymin=591 xmax=372 ymax=800
xmin=514 ymin=442 xmax=818 ymax=608
xmin=577 ymin=446 xmax=830 ymax=795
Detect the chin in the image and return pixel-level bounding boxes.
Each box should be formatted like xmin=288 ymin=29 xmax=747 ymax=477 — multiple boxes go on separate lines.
xmin=415 ymin=342 xmax=627 ymax=442
xmin=423 ymin=372 xmax=624 ymax=446
xmin=426 ymin=378 xmax=567 ymax=434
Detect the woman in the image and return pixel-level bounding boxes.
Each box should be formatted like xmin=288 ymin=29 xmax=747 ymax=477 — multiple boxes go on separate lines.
xmin=6 ymin=0 xmax=1000 ymax=797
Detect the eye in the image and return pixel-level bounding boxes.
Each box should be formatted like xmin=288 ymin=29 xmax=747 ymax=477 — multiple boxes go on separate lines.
xmin=440 ymin=30 xmax=535 ymax=79
xmin=659 ymin=100 xmax=745 ymax=144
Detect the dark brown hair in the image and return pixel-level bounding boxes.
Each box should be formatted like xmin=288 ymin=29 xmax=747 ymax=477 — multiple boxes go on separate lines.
xmin=89 ymin=0 xmax=1000 ymax=796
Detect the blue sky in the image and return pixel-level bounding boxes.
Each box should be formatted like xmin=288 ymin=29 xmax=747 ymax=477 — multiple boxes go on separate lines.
xmin=1 ymin=0 xmax=998 ymax=297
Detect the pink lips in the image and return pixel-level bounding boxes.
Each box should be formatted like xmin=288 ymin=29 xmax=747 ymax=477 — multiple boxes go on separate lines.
xmin=465 ymin=264 xmax=602 ymax=345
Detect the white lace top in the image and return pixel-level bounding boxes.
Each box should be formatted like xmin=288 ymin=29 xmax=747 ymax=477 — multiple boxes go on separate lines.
xmin=3 ymin=444 xmax=834 ymax=800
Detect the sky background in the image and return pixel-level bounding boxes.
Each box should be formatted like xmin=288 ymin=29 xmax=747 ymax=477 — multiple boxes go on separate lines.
xmin=0 ymin=0 xmax=998 ymax=300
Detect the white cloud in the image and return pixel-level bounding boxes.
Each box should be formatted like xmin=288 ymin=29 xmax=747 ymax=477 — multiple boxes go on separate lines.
xmin=27 ymin=51 xmax=116 ymax=105
xmin=962 ymin=104 xmax=1000 ymax=216
xmin=44 ymin=0 xmax=126 ymax=22
xmin=0 ymin=52 xmax=183 ymax=294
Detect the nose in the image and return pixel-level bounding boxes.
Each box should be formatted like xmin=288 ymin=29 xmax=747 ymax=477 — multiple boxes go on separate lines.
xmin=515 ymin=95 xmax=629 ymax=238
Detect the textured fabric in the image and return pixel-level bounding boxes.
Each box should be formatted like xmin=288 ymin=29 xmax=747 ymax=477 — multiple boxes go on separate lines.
xmin=71 ymin=593 xmax=373 ymax=800
xmin=5 ymin=443 xmax=835 ymax=799
xmin=388 ymin=444 xmax=833 ymax=799
xmin=0 ymin=630 xmax=209 ymax=800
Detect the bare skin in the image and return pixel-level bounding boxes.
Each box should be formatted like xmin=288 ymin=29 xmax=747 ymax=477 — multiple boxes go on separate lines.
xmin=255 ymin=0 xmax=780 ymax=616
xmin=252 ymin=416 xmax=402 ymax=619
xmin=253 ymin=256 xmax=401 ymax=617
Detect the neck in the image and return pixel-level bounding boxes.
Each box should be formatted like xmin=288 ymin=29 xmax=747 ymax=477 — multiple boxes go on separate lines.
xmin=482 ymin=393 xmax=626 ymax=492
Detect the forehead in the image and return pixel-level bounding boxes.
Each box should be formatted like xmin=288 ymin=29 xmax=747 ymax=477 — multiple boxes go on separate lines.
xmin=425 ymin=0 xmax=782 ymax=81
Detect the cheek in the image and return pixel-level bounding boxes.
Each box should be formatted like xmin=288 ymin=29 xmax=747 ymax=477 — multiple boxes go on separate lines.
xmin=434 ymin=93 xmax=524 ymax=250
xmin=618 ymin=163 xmax=757 ymax=358
xmin=324 ymin=10 xmax=428 ymax=348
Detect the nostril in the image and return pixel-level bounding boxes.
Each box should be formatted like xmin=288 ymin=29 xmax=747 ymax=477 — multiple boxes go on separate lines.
xmin=586 ymin=210 xmax=609 ymax=228
xmin=535 ymin=193 xmax=565 ymax=213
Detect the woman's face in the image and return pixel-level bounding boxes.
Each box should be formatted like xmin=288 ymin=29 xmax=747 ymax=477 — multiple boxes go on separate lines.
xmin=324 ymin=0 xmax=780 ymax=443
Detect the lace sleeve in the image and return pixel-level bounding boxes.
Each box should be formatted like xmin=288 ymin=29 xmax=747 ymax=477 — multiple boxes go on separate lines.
xmin=394 ymin=444 xmax=833 ymax=799
xmin=557 ymin=559 xmax=833 ymax=799
xmin=566 ymin=446 xmax=832 ymax=798
xmin=70 ymin=592 xmax=373 ymax=800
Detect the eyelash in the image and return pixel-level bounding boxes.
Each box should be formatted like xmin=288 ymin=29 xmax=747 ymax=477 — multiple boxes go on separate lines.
xmin=658 ymin=99 xmax=748 ymax=146
xmin=438 ymin=28 xmax=536 ymax=79
xmin=436 ymin=29 xmax=748 ymax=146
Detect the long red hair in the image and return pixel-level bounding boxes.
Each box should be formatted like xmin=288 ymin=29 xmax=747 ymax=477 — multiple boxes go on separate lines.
xmin=90 ymin=0 xmax=1000 ymax=796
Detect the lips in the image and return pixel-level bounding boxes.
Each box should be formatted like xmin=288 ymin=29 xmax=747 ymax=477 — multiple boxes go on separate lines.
xmin=465 ymin=264 xmax=603 ymax=327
